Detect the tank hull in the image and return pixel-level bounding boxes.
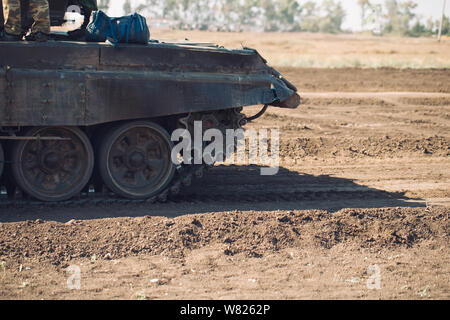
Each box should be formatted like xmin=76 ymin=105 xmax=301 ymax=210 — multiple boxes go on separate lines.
xmin=0 ymin=41 xmax=299 ymax=127
xmin=0 ymin=40 xmax=300 ymax=203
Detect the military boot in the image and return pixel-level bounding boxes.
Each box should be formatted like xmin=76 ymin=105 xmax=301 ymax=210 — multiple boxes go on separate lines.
xmin=0 ymin=31 xmax=22 ymax=41
xmin=25 ymin=32 xmax=49 ymax=42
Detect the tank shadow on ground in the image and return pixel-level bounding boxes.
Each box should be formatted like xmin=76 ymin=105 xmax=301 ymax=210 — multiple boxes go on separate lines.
xmin=0 ymin=165 xmax=425 ymax=223
xmin=180 ymin=164 xmax=425 ymax=210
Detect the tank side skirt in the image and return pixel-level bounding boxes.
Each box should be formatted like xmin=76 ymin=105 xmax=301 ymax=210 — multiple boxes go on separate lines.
xmin=0 ymin=69 xmax=286 ymax=126
xmin=0 ymin=68 xmax=87 ymax=127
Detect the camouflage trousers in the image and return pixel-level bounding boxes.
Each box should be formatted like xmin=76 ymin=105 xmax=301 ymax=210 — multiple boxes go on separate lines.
xmin=0 ymin=1 xmax=4 ymax=31
xmin=2 ymin=0 xmax=50 ymax=35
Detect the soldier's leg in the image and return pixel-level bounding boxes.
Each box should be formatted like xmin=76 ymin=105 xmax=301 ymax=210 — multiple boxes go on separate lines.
xmin=1 ymin=0 xmax=4 ymax=33
xmin=2 ymin=0 xmax=22 ymax=35
xmin=28 ymin=0 xmax=50 ymax=35
xmin=1 ymin=0 xmax=4 ymax=25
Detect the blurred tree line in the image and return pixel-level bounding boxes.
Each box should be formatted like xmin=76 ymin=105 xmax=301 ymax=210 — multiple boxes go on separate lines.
xmin=359 ymin=0 xmax=449 ymax=37
xmin=97 ymin=0 xmax=450 ymax=36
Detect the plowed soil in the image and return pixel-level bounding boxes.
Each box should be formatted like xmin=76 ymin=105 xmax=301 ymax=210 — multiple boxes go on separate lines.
xmin=0 ymin=68 xmax=449 ymax=300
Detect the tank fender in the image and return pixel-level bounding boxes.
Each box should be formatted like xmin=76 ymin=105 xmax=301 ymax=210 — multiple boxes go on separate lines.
xmin=269 ymin=77 xmax=301 ymax=109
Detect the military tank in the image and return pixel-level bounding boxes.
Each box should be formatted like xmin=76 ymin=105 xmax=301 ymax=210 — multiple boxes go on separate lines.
xmin=0 ymin=15 xmax=300 ymax=204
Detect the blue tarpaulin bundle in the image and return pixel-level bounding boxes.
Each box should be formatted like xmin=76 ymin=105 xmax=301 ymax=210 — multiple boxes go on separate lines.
xmin=86 ymin=11 xmax=150 ymax=44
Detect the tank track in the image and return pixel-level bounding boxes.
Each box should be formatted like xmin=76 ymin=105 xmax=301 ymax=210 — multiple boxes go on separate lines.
xmin=0 ymin=108 xmax=246 ymax=209
xmin=0 ymin=163 xmax=207 ymax=209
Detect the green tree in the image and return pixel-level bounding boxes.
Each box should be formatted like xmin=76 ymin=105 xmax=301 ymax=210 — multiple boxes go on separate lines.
xmin=383 ymin=0 xmax=417 ymax=35
xmin=358 ymin=0 xmax=371 ymax=30
xmin=436 ymin=15 xmax=450 ymax=36
xmin=365 ymin=2 xmax=383 ymax=32
xmin=384 ymin=0 xmax=399 ymax=33
xmin=299 ymin=1 xmax=320 ymax=32
xmin=398 ymin=0 xmax=417 ymax=33
xmin=235 ymin=0 xmax=261 ymax=30
xmin=98 ymin=0 xmax=110 ymax=11
xmin=320 ymin=0 xmax=345 ymax=33
xmin=278 ymin=0 xmax=302 ymax=31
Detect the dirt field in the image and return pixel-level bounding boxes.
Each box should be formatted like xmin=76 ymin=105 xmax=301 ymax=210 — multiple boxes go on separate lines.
xmin=152 ymin=30 xmax=450 ymax=68
xmin=1 ymin=29 xmax=450 ymax=299
xmin=0 ymin=64 xmax=448 ymax=300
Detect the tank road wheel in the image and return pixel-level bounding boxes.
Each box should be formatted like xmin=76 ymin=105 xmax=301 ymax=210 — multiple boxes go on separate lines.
xmin=11 ymin=127 xmax=94 ymax=202
xmin=98 ymin=121 xmax=175 ymax=200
